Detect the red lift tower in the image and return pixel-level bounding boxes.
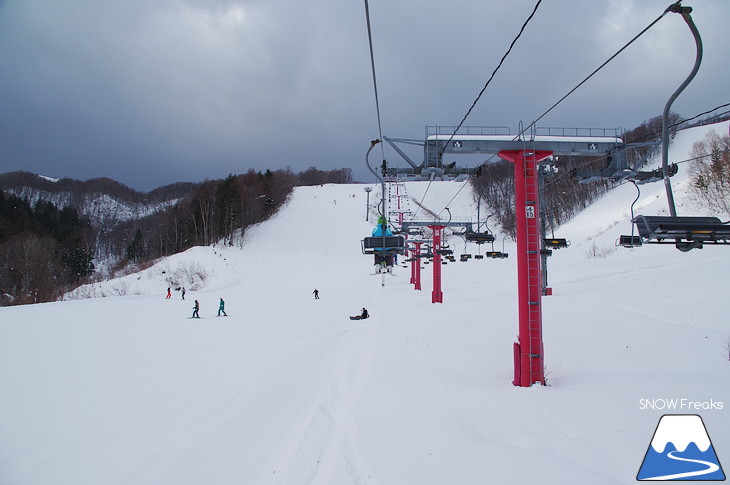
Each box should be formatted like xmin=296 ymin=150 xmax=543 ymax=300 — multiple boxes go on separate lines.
xmin=498 ymin=149 xmax=553 ymax=386
xmin=429 ymin=225 xmax=446 ymax=303
xmin=410 ymin=241 xmax=423 ymax=290
xmin=421 ymin=126 xmax=625 ymax=386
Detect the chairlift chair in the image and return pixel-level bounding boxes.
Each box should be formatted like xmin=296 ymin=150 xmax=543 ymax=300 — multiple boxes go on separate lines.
xmin=486 ymin=251 xmax=509 ymax=259
xmin=617 ymin=235 xmax=642 ymax=248
xmin=361 ymin=235 xmax=407 ymax=255
xmin=543 ymin=238 xmax=570 ymax=249
xmin=628 ymin=215 xmax=730 ymax=252
xmin=465 ymin=230 xmax=496 ymax=244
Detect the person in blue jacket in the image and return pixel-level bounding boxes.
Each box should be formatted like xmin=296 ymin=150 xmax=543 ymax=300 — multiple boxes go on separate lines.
xmin=372 ymin=216 xmax=395 ymax=270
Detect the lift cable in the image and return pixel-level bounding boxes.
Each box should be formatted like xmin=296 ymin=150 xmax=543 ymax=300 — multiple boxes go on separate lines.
xmin=438 ymin=179 xmax=472 ymax=218
xmin=439 ymin=0 xmax=544 ymax=157
xmin=542 ymin=114 xmax=729 ymax=191
xmin=470 ymin=0 xmax=686 ymax=171
xmin=624 ymin=101 xmax=730 ymax=145
xmin=472 ymin=102 xmax=730 ymax=200
xmin=363 ymin=0 xmax=386 ymax=163
xmin=411 ymin=177 xmax=434 ymax=220
xmin=520 ymin=1 xmax=683 ymax=139
xmin=549 ymin=103 xmax=730 ymax=189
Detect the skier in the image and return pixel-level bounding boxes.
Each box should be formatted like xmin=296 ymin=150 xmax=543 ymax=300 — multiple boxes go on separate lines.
xmin=313 ymin=289 xmax=319 ymax=299
xmin=192 ymin=300 xmax=200 ymax=318
xmin=218 ymin=298 xmax=227 ymax=317
xmin=181 ymin=287 xmax=186 ymax=300
xmin=166 ymin=287 xmax=172 ymax=299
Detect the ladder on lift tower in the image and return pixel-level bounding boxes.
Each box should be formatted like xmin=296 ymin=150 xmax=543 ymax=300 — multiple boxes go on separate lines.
xmin=524 ymin=160 xmax=544 ymax=386
xmin=388 ymin=178 xmax=414 ymax=228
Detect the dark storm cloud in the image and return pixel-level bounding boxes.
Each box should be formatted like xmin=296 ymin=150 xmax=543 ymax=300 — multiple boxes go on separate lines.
xmin=0 ymin=0 xmax=727 ymax=190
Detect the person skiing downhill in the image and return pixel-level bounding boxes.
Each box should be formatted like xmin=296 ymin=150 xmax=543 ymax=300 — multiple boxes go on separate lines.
xmin=313 ymin=289 xmax=319 ymax=299
xmin=166 ymin=287 xmax=172 ymax=299
xmin=192 ymin=300 xmax=200 ymax=318
xmin=181 ymin=287 xmax=186 ymax=300
xmin=218 ymin=298 xmax=227 ymax=317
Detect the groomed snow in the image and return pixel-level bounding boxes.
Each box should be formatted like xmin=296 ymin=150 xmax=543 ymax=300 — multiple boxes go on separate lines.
xmin=0 ymin=122 xmax=728 ymax=484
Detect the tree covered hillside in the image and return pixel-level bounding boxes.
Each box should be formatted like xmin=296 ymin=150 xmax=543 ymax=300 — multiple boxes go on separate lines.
xmin=0 ymin=167 xmax=353 ymax=306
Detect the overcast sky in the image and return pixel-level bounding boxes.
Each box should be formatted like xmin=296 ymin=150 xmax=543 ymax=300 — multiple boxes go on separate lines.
xmin=0 ymin=0 xmax=727 ymax=191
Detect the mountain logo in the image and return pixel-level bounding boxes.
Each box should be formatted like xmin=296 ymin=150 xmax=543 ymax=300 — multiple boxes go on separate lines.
xmin=637 ymin=414 xmax=725 ymax=481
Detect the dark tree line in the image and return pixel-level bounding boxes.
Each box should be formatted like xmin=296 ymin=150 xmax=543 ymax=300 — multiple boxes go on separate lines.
xmin=0 ymin=193 xmax=95 ymax=305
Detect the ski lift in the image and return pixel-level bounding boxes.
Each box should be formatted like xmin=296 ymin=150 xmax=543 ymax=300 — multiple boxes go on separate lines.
xmin=543 ymin=238 xmax=570 ymax=249
xmin=361 ymin=235 xmax=406 ymax=255
xmin=485 ymin=235 xmax=510 ymax=259
xmin=617 ymin=181 xmax=644 ymax=248
xmin=465 ymin=231 xmax=496 ymax=244
xmin=631 ymin=216 xmax=730 ymax=251
xmin=485 ymin=251 xmax=509 ymax=259
xmin=618 ymin=235 xmax=642 ymax=248
xmin=465 ymin=211 xmax=496 ymax=244
xmin=624 ymin=6 xmax=730 ymax=252
xmin=362 ymin=208 xmax=406 ymax=257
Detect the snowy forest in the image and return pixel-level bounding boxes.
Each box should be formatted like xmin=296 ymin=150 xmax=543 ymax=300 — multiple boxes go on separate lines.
xmin=0 ymin=167 xmax=352 ymax=305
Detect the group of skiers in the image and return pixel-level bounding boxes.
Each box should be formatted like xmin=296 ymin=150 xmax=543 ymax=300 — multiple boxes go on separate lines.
xmin=166 ymin=288 xmax=227 ymax=318
xmin=166 ymin=287 xmax=186 ymax=299
xmin=171 ymin=287 xmax=367 ymax=321
xmin=189 ymin=297 xmax=227 ymax=318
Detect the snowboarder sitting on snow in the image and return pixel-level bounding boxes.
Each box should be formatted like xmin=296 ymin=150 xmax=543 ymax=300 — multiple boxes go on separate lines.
xmin=192 ymin=300 xmax=200 ymax=318
xmin=218 ymin=298 xmax=227 ymax=317
xmin=350 ymin=308 xmax=369 ymax=320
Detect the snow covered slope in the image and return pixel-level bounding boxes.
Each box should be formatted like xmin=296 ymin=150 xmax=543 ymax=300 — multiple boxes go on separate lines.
xmin=1 ymin=122 xmax=728 ymax=484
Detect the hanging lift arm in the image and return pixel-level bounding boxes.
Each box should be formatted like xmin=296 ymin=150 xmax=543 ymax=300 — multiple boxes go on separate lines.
xmin=361 ymin=140 xmax=406 ymax=257
xmin=662 ymin=4 xmax=703 ymax=218
xmin=615 ymin=4 xmax=730 ymax=251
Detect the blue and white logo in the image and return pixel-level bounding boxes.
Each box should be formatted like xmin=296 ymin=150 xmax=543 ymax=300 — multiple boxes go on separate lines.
xmin=637 ymin=414 xmax=725 ymax=481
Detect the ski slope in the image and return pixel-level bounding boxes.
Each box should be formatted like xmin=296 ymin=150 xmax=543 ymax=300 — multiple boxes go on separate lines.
xmin=1 ymin=122 xmax=729 ymax=484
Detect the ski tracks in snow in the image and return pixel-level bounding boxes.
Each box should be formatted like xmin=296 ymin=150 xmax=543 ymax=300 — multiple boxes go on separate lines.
xmin=260 ymin=320 xmax=380 ymax=485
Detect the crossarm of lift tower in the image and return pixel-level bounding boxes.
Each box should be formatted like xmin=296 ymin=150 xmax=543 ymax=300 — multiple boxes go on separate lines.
xmin=382 ymin=125 xmax=653 ymax=184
